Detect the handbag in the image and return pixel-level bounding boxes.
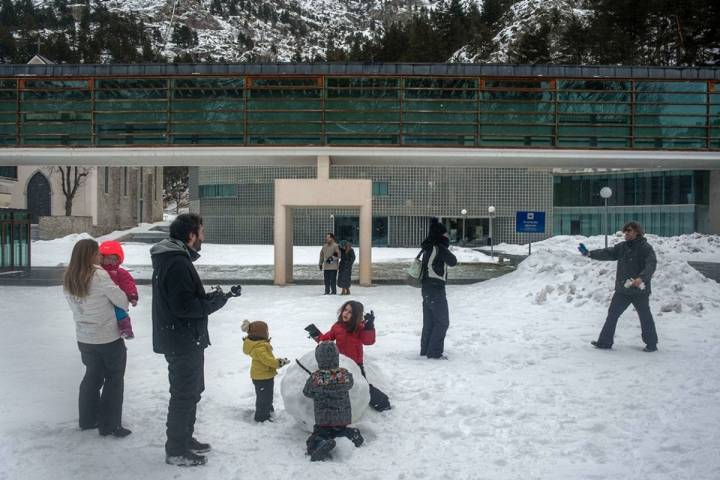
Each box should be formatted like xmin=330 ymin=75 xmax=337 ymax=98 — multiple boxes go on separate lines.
xmin=406 ymin=250 xmax=424 ymax=287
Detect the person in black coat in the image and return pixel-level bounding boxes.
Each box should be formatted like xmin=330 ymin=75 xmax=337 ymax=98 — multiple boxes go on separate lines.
xmin=151 ymin=214 xmax=238 ymax=466
xmin=579 ymin=221 xmax=659 ymax=352
xmin=419 ymin=218 xmax=458 ymax=359
xmin=337 ymin=240 xmax=356 ymax=295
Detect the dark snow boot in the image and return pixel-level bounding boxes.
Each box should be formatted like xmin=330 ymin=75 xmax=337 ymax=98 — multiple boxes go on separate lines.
xmin=310 ymin=439 xmax=336 ymax=462
xmin=348 ymin=428 xmax=364 ymax=447
xmin=591 ymin=341 xmax=612 ymax=349
xmin=165 ymin=451 xmax=208 ymax=467
xmin=643 ymin=345 xmax=658 ymax=352
xmin=99 ymin=426 xmax=132 ymax=438
xmin=188 ymin=437 xmax=211 ymax=454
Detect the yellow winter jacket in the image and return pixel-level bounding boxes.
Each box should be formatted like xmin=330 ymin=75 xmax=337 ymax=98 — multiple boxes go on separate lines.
xmin=243 ymin=338 xmax=280 ymax=380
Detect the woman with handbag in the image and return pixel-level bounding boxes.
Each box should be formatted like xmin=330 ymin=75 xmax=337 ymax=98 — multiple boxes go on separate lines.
xmin=418 ymin=218 xmax=457 ymax=359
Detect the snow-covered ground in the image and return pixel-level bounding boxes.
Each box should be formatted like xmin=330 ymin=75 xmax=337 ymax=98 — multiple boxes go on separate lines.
xmin=30 ymin=223 xmax=496 ymax=267
xmin=1 ymin=241 xmax=719 ymax=479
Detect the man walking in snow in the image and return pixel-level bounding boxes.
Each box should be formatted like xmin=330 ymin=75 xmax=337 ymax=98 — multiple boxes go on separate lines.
xmin=151 ymin=213 xmax=239 ymax=466
xmin=579 ymin=221 xmax=659 ymax=352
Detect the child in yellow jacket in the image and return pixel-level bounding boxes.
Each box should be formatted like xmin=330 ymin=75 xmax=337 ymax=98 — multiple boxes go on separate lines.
xmin=242 ymin=320 xmax=289 ymax=422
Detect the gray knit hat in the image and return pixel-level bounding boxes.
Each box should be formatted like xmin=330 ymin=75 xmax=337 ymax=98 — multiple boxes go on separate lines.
xmin=315 ymin=342 xmax=339 ymax=369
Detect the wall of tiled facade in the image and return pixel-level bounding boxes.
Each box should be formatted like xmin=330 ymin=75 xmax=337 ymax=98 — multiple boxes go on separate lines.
xmin=192 ymin=165 xmax=554 ymax=246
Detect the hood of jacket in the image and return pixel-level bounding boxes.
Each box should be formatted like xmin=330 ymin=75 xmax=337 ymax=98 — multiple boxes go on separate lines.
xmin=150 ymin=238 xmax=200 ymax=264
xmin=421 ymin=235 xmax=450 ymax=250
xmin=316 ymin=342 xmax=340 ymax=369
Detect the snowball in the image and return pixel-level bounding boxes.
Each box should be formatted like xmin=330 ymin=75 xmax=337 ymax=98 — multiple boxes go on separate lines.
xmin=280 ymin=350 xmax=370 ymax=432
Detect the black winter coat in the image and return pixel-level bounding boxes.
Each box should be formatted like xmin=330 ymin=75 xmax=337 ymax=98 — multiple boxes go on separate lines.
xmin=420 ymin=237 xmax=458 ymax=288
xmin=589 ymin=237 xmax=657 ymax=295
xmin=151 ymin=238 xmax=227 ymax=355
xmin=337 ymin=248 xmax=355 ymax=289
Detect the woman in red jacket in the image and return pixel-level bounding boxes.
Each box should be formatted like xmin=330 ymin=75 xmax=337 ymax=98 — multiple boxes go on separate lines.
xmin=306 ymin=301 xmax=391 ymax=411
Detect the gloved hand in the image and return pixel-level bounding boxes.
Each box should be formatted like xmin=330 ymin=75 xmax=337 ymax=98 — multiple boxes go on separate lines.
xmin=304 ymin=323 xmax=322 ymax=339
xmin=225 ymin=284 xmax=242 ymax=298
xmin=363 ymin=310 xmax=375 ymax=331
xmin=318 ymin=265 xmax=323 ymax=271
xmin=578 ymin=243 xmax=589 ymax=256
xmin=278 ymin=358 xmax=290 ymax=368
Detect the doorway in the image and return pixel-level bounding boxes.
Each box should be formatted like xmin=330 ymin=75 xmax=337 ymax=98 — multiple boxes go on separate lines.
xmin=27 ymin=172 xmax=51 ymax=223
xmin=446 ymin=217 xmax=489 ymax=246
xmin=334 ymin=216 xmax=388 ymax=247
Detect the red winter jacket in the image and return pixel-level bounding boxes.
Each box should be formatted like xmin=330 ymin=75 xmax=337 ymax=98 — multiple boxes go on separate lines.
xmin=316 ymin=321 xmax=375 ymax=366
xmin=101 ymin=263 xmax=139 ymax=302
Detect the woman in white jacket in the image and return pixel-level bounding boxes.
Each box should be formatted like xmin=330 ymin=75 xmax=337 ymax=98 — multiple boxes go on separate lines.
xmin=64 ymin=238 xmax=131 ymax=437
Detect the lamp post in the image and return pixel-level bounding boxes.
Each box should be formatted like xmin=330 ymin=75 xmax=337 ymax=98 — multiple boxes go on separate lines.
xmin=460 ymin=208 xmax=467 ymax=244
xmin=488 ymin=206 xmax=496 ymax=260
xmin=600 ymin=187 xmax=612 ymax=248
xmin=329 ymin=214 xmax=335 ymax=236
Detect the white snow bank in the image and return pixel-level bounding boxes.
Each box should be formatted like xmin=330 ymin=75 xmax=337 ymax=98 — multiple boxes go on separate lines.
xmin=480 ymin=248 xmax=720 ymax=317
xmin=496 ymin=232 xmax=720 ymax=263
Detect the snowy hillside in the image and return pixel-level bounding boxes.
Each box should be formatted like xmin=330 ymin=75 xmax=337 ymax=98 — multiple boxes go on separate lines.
xmin=20 ymin=0 xmax=559 ymax=62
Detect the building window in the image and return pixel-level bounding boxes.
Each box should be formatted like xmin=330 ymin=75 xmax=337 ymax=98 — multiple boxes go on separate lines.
xmin=372 ymin=181 xmax=389 ymax=196
xmin=123 ymin=167 xmax=128 ymax=196
xmin=103 ymin=167 xmax=109 ymax=194
xmin=0 ymin=167 xmax=18 ymax=180
xmin=199 ymin=184 xmax=238 ymax=198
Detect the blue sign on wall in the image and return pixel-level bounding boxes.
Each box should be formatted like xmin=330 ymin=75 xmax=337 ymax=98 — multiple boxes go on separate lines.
xmin=516 ymin=211 xmax=546 ymax=233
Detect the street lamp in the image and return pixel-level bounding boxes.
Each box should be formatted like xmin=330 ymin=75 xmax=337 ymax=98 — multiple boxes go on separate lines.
xmin=488 ymin=206 xmax=496 ymax=260
xmin=329 ymin=214 xmax=335 ymax=236
xmin=460 ymin=209 xmax=467 ymax=244
xmin=600 ymin=187 xmax=612 ymax=248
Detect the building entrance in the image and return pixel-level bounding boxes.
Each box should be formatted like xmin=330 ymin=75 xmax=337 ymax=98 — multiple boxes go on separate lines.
xmin=334 ymin=216 xmax=388 ymax=247
xmin=446 ymin=217 xmax=490 ymax=246
xmin=27 ymin=172 xmax=51 ymax=224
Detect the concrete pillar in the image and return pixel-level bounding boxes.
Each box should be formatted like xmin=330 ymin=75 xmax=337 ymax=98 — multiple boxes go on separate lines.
xmin=285 ymin=206 xmax=294 ymax=283
xmin=273 ymin=204 xmax=288 ymax=285
xmin=359 ymin=204 xmax=372 ymax=286
xmin=710 ymin=170 xmax=720 ymax=234
xmin=317 ymin=155 xmax=330 ymax=180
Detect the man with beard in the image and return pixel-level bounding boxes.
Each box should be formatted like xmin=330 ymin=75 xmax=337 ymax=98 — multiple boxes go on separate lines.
xmin=151 ymin=213 xmax=238 ymax=466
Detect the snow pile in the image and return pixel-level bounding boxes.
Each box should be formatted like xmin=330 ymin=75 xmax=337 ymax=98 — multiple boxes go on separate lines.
xmin=496 ymin=233 xmax=720 ymax=262
xmin=483 ymin=248 xmax=720 ymax=316
xmin=280 ymin=350 xmax=369 ymax=432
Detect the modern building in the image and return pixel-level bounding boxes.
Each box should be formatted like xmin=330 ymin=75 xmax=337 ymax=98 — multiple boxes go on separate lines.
xmin=0 ymin=63 xmax=719 ymax=254
xmin=554 ymin=169 xmax=711 ymax=237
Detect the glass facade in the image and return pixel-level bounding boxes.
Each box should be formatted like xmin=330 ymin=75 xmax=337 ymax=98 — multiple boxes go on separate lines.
xmin=0 ymin=209 xmax=31 ymax=271
xmin=0 ymin=75 xmax=717 ymax=149
xmin=553 ymin=170 xmax=710 ymax=236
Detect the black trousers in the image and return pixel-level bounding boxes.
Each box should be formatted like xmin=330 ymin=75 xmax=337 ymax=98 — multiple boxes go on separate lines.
xmin=77 ymin=338 xmax=126 ymax=432
xmin=323 ymin=270 xmax=337 ymax=294
xmin=420 ymin=285 xmax=450 ymax=358
xmin=306 ymin=426 xmax=359 ymax=453
xmin=164 ymin=350 xmax=205 ymax=456
xmin=252 ymin=378 xmax=274 ymax=422
xmin=598 ymin=292 xmax=659 ymax=347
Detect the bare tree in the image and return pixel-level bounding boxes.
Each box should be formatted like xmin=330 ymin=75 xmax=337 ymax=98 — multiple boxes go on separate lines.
xmin=163 ymin=166 xmax=189 ymax=214
xmin=51 ymin=166 xmax=90 ymax=216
